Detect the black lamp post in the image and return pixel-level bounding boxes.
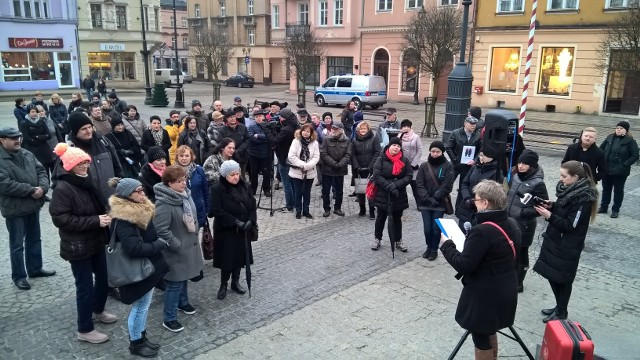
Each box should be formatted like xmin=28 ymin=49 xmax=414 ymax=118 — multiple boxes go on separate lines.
xmin=173 ymin=0 xmax=185 ymax=107
xmin=442 ymin=0 xmax=473 ymax=142
xmin=140 ymin=0 xmax=153 ymax=105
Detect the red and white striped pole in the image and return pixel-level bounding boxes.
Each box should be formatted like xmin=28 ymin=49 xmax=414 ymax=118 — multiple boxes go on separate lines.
xmin=519 ymin=0 xmax=537 ymax=135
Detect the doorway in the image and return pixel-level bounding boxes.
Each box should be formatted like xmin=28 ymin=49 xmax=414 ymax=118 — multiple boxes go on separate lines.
xmin=373 ymin=49 xmax=389 ymax=86
xmin=56 ymin=52 xmax=74 ymax=88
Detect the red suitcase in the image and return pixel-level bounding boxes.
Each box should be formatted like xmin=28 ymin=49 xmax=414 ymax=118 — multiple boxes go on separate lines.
xmin=540 ymin=319 xmax=594 ymax=360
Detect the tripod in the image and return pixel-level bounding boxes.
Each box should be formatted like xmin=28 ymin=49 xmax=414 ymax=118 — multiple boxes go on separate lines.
xmin=256 ymin=148 xmax=276 ymax=216
xmin=447 ymin=326 xmax=534 ymax=360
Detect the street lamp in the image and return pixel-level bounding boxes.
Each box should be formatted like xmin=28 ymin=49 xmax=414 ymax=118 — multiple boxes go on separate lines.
xmin=443 ymin=0 xmax=473 ymax=142
xmin=242 ymin=47 xmax=251 ymax=74
xmin=140 ymin=0 xmax=153 ymax=105
xmin=173 ymin=0 xmax=185 ymax=108
xmin=158 ymin=43 xmax=166 ymax=69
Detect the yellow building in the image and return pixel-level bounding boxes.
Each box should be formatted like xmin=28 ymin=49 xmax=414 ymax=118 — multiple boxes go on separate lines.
xmin=471 ymin=0 xmax=639 ymax=117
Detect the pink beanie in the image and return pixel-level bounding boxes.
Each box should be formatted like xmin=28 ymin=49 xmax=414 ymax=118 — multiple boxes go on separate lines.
xmin=53 ymin=143 xmax=92 ymax=171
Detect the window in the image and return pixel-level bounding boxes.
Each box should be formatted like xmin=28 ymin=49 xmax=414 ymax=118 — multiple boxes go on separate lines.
xmin=154 ymin=8 xmax=159 ymax=31
xmin=498 ymin=0 xmax=524 ymax=12
xmin=548 ymin=0 xmax=578 ymax=10
xmin=378 ymin=0 xmax=392 ymax=11
xmin=248 ymin=29 xmax=255 ymax=45
xmin=195 ymin=30 xmax=202 ymax=44
xmin=88 ymin=52 xmax=136 ymax=80
xmin=91 ymin=4 xmax=102 ymax=28
xmin=34 ymin=1 xmax=40 ymax=17
xmin=1 ymin=52 xmax=57 ymax=82
xmin=183 ymin=36 xmax=188 ymax=48
xmin=194 ymin=4 xmax=200 ymax=18
xmin=144 ymin=7 xmax=149 ymax=31
xmin=604 ymin=49 xmax=640 ymax=114
xmin=334 ymin=0 xmax=343 ymax=25
xmin=337 ymin=77 xmax=352 ymax=87
xmin=248 ymin=0 xmax=254 ymax=15
xmin=407 ymin=0 xmax=424 ymax=9
xmin=13 ymin=1 xmax=21 ymax=16
xmin=182 ymin=17 xmax=187 ymax=27
xmin=116 ymin=6 xmax=126 ymax=29
xmin=299 ymin=3 xmax=309 ymax=24
xmin=488 ymin=47 xmax=521 ymax=93
xmin=440 ymin=0 xmax=458 ymax=5
xmin=401 ymin=49 xmax=419 ymax=92
xmin=272 ymin=5 xmax=279 ymax=28
xmin=24 ymin=0 xmax=31 ymax=17
xmin=221 ymin=1 xmax=226 ymax=17
xmin=537 ymin=47 xmax=575 ymax=96
xmin=327 ymin=57 xmax=353 ymax=77
xmin=170 ymin=15 xmax=175 ymax=27
xmin=43 ymin=0 xmax=49 ymax=18
xmin=323 ymin=78 xmax=336 ymax=87
xmin=606 ymin=0 xmax=638 ymax=8
xmin=319 ymin=1 xmax=328 ymax=26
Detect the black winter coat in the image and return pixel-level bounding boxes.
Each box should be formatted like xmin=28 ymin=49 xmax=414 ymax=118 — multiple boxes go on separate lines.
xmin=68 ymin=99 xmax=82 ymax=114
xmin=457 ymin=160 xmax=503 ymax=223
xmin=445 ymin=127 xmax=481 ymax=172
xmin=371 ymin=147 xmax=413 ymax=211
xmin=140 ymin=164 xmax=162 ymax=202
xmin=69 ymin=135 xmax=124 ymax=202
xmin=599 ymin=134 xmax=639 ymax=177
xmin=140 ymin=129 xmax=172 ymax=157
xmin=562 ymin=143 xmax=607 ymax=182
xmin=49 ymin=172 xmax=109 ymax=261
xmin=219 ymin=124 xmax=249 ymax=163
xmin=104 ymin=129 xmax=142 ymax=179
xmin=415 ymin=157 xmax=454 ymax=211
xmin=49 ymin=103 xmax=69 ymax=134
xmin=19 ymin=117 xmax=55 ymax=165
xmin=506 ymin=165 xmax=548 ymax=247
xmin=265 ymin=117 xmax=298 ymax=165
xmin=351 ymin=129 xmax=380 ymax=174
xmin=209 ymin=178 xmax=256 ymax=272
xmin=441 ymin=210 xmax=521 ymax=334
xmin=320 ymin=133 xmax=352 ymax=176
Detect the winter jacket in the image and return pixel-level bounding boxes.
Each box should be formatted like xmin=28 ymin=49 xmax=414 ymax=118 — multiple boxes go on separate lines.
xmin=320 ymin=132 xmax=352 ymax=176
xmin=340 ymin=109 xmax=355 ymax=138
xmin=121 ymin=114 xmax=147 ymax=145
xmin=561 ymin=143 xmax=607 ymax=182
xmin=264 ymin=116 xmax=299 ymax=165
xmin=247 ymin=122 xmax=271 ymax=159
xmin=189 ymin=110 xmax=209 ymax=132
xmin=209 ymin=177 xmax=255 ymax=272
xmin=351 ymin=129 xmax=380 ymax=174
xmin=219 ymin=124 xmax=250 ymax=163
xmin=441 ymin=210 xmax=521 ymax=334
xmin=91 ymin=115 xmax=112 ymax=137
xmin=371 ymin=146 xmax=413 ymax=211
xmin=96 ymin=80 xmax=107 ymax=94
xmin=104 ymin=129 xmax=142 ymax=179
xmin=0 ymin=146 xmax=49 ymax=218
xmin=152 ymin=183 xmax=204 ymax=282
xmin=187 ymin=165 xmax=209 ymax=227
xmin=207 ymin=122 xmax=225 ymax=150
xmin=108 ymin=196 xmax=169 ymax=305
xmin=139 ymin=164 xmax=162 ymax=202
xmin=111 ymin=98 xmax=128 ymax=116
xmin=399 ymin=131 xmax=422 ymax=180
xmin=140 ymin=128 xmax=171 ymax=156
xmin=178 ymin=128 xmax=209 ymax=165
xmin=165 ymin=122 xmax=185 ymax=164
xmin=19 ymin=116 xmax=55 ymax=165
xmin=457 ymin=160 xmax=503 ymax=224
xmin=102 ymin=107 xmax=120 ymax=122
xmin=68 ymin=99 xmax=82 ymax=114
xmin=49 ymin=171 xmax=109 ymax=261
xmin=506 ymin=165 xmax=548 ymax=247
xmin=14 ymin=105 xmax=27 ymax=125
xmin=288 ymin=131 xmax=321 ymax=180
xmin=445 ymin=127 xmax=481 ymax=173
xmin=203 ymin=153 xmax=226 ymax=188
xmin=415 ymin=157 xmax=454 ymax=212
xmin=599 ymin=134 xmax=639 ymax=177
xmin=48 ymin=102 xmax=69 ymax=134
xmin=82 ymin=77 xmax=95 ymax=90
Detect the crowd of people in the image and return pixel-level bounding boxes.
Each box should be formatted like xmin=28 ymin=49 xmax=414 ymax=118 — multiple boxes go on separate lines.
xmin=2 ymin=90 xmax=638 ymax=358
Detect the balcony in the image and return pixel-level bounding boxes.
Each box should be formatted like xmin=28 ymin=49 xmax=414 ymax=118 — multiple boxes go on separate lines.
xmin=243 ymin=17 xmax=255 ymax=26
xmin=189 ymin=18 xmax=202 ymax=27
xmin=285 ymin=22 xmax=310 ymax=37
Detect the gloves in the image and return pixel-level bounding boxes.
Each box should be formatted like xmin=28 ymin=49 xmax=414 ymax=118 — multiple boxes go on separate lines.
xmin=464 ymin=199 xmax=476 ymax=210
xmin=123 ymin=150 xmax=134 ymax=156
xmin=156 ymin=238 xmax=170 ymax=249
xmin=428 ymin=198 xmax=440 ymax=207
xmin=235 ymin=219 xmax=253 ymax=231
xmin=385 ymin=182 xmax=397 ymax=191
xmin=391 ymin=189 xmax=399 ymax=198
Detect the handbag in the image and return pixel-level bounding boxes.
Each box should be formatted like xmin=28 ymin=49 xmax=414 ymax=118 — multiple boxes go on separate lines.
xmin=426 ymin=164 xmax=454 ymax=215
xmin=105 ymin=220 xmax=155 ymax=287
xmin=201 ymin=219 xmax=214 ymax=260
xmin=354 ymin=174 xmax=370 ymax=194
xmin=365 ymin=180 xmax=377 ymax=200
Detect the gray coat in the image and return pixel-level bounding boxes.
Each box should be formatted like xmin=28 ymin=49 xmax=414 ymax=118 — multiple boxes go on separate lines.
xmin=153 ymin=183 xmax=204 ymax=282
xmin=506 ymin=165 xmax=548 ymax=247
xmin=0 ymin=146 xmax=49 ymax=218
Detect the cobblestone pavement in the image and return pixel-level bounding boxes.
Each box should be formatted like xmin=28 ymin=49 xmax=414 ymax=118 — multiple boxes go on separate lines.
xmin=0 ymin=85 xmax=638 ymax=359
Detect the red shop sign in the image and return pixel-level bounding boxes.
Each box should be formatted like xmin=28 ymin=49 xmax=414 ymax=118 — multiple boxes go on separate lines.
xmin=8 ymin=38 xmax=64 ymax=49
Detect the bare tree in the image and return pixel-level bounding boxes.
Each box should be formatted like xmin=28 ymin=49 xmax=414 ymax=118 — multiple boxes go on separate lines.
xmin=189 ymin=27 xmax=234 ymax=81
xmin=283 ymin=24 xmax=325 ymax=104
xmin=596 ymin=6 xmax=640 ymax=77
xmin=402 ymin=6 xmax=462 ymax=103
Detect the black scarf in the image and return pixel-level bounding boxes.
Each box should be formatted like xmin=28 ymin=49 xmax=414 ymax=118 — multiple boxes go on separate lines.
xmin=555 ymin=177 xmax=597 ymax=207
xmin=58 ymin=173 xmax=108 ymax=211
xmin=427 ymin=154 xmax=447 ymax=166
xmin=299 ymin=137 xmax=311 ymax=162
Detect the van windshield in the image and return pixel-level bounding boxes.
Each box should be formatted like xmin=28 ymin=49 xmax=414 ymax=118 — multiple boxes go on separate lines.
xmin=324 ymin=78 xmax=336 ymax=87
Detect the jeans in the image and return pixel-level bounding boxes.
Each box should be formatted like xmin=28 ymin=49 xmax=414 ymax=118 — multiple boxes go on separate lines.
xmin=278 ymin=163 xmax=294 ymax=209
xmin=600 ymin=174 xmax=627 ymax=212
xmin=85 ymin=88 xmax=93 ymax=100
xmin=6 ymin=211 xmax=43 ymax=282
xmin=163 ymin=280 xmax=189 ymax=322
xmin=69 ymin=249 xmax=109 ymax=333
xmin=420 ymin=209 xmax=444 ymax=250
xmin=374 ymin=207 xmax=403 ymax=242
xmin=321 ymin=174 xmax=344 ymax=211
xmin=249 ymin=156 xmax=271 ymax=195
xmin=292 ymin=178 xmax=313 ymax=214
xmin=128 ymin=289 xmax=154 ymax=340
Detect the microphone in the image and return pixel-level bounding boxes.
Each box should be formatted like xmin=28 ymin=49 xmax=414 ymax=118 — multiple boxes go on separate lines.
xmin=463 ymin=222 xmax=472 ymax=236
xmin=516 ymin=191 xmax=533 ymax=205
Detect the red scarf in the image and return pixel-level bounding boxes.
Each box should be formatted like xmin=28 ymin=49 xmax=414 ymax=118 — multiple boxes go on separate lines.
xmin=385 ymin=149 xmax=404 ymax=175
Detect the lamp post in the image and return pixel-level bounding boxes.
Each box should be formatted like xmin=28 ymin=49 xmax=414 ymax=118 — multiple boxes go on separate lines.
xmin=242 ymin=47 xmax=251 ymax=73
xmin=173 ymin=0 xmax=185 ymax=107
xmin=442 ymin=0 xmax=473 ymax=142
xmin=140 ymin=0 xmax=153 ymax=105
xmin=158 ymin=43 xmax=166 ymax=69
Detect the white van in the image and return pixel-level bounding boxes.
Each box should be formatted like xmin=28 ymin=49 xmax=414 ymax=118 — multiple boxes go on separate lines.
xmin=314 ymin=74 xmax=387 ymax=109
xmin=154 ymin=68 xmax=184 ymax=88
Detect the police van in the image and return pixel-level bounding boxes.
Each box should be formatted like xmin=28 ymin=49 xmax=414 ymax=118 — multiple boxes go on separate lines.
xmin=314 ymin=74 xmax=387 ymax=110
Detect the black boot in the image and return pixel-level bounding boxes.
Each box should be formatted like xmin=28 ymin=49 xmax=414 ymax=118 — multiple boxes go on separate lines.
xmin=129 ymin=338 xmax=158 ymax=358
xmin=369 ymin=206 xmax=375 ymax=220
xmin=217 ymin=282 xmax=228 ymax=300
xmin=517 ymin=265 xmax=527 ymax=293
xmin=358 ymin=204 xmax=366 ymax=217
xmin=141 ymin=330 xmax=160 ymax=351
xmin=231 ymin=270 xmax=246 ymax=295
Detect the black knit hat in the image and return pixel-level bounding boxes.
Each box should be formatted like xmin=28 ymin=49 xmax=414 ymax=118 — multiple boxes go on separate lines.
xmin=518 ymin=149 xmax=539 ymax=167
xmin=617 ymin=121 xmax=630 ymax=132
xmin=429 ymin=141 xmax=446 ymax=153
xmin=388 ymin=136 xmax=402 ymax=147
xmin=321 ymin=112 xmax=333 ymax=120
xmin=68 ymin=112 xmax=94 ymax=136
xmin=110 ymin=117 xmax=124 ymax=129
xmin=146 ymin=146 xmax=167 ymax=163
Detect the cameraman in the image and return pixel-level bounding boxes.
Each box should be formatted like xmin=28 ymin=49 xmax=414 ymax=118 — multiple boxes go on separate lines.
xmin=262 ymin=108 xmax=299 ymax=212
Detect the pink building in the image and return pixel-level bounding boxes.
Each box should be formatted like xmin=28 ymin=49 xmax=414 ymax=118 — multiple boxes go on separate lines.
xmin=153 ymin=0 xmax=189 ymax=73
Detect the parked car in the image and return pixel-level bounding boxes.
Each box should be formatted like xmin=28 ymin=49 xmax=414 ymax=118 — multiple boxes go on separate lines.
xmin=223 ymin=73 xmax=255 ymax=88
xmin=154 ymin=68 xmax=184 ymax=88
xmin=183 ymin=72 xmax=193 ymax=83
xmin=314 ymin=74 xmax=387 ymax=110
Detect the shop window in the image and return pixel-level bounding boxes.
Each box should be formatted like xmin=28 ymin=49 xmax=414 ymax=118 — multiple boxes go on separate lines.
xmin=116 ymin=6 xmax=127 ymax=29
xmin=0 ymin=52 xmax=55 ymax=82
xmin=537 ymin=47 xmax=574 ymax=96
xmin=401 ymin=49 xmax=419 ymax=92
xmin=489 ymin=47 xmax=520 ymax=93
xmin=88 ymin=52 xmax=136 ymax=80
xmin=327 ymin=57 xmax=353 ymax=77
xmin=91 ymin=4 xmax=102 ymax=28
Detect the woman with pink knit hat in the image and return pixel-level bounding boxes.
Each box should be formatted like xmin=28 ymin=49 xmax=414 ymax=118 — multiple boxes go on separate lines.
xmin=49 ymin=143 xmax=117 ymax=344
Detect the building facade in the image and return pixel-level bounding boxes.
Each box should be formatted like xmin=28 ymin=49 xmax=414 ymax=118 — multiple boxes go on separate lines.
xmin=0 ymin=0 xmax=80 ymax=91
xmin=153 ymin=0 xmax=189 ymax=73
xmin=77 ymin=0 xmax=162 ymax=89
xmin=472 ymin=0 xmax=640 ymax=116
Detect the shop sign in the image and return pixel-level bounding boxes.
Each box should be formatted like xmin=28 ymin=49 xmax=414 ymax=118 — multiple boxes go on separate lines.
xmin=8 ymin=38 xmax=64 ymax=48
xmin=100 ymin=43 xmax=126 ymax=51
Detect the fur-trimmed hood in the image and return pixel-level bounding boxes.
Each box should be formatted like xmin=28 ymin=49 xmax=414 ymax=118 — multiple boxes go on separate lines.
xmin=108 ymin=195 xmax=155 ymax=229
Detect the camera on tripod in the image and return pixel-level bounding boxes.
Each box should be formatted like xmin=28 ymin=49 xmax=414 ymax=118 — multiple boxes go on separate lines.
xmin=261 ymin=121 xmax=282 ymax=137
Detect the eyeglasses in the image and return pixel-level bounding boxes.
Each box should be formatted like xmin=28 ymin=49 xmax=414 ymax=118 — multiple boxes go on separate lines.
xmin=473 ymin=198 xmax=484 ymax=203
xmin=77 ymin=161 xmax=91 ymax=167
xmin=133 ymin=188 xmax=145 ymax=194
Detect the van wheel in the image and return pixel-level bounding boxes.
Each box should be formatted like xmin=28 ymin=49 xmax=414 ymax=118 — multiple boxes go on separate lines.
xmin=351 ymin=98 xmax=362 ymax=110
xmin=370 ymin=105 xmax=380 ymax=110
xmin=315 ymin=95 xmax=326 ymax=107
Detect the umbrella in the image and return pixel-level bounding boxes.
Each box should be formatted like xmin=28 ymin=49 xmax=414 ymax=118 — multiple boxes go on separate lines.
xmin=387 ymin=192 xmax=395 ymax=259
xmin=243 ymin=230 xmax=252 ymax=297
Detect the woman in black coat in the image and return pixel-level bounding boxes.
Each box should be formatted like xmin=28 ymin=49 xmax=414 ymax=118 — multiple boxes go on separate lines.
xmin=415 ymin=141 xmax=454 ymax=261
xmin=19 ymin=105 xmax=56 ymax=178
xmin=139 ymin=146 xmax=167 ymax=202
xmin=440 ymin=179 xmax=521 ymax=359
xmin=351 ymin=121 xmax=380 ymax=219
xmin=104 ymin=118 xmax=143 ymax=179
xmin=533 ymin=161 xmax=598 ymax=323
xmin=178 ymin=116 xmax=209 ymax=165
xmin=141 ymin=115 xmax=172 ymax=157
xmin=107 ymin=178 xmax=169 ymax=357
xmin=209 ymin=160 xmax=256 ymax=300
xmin=370 ymin=137 xmax=412 ymax=252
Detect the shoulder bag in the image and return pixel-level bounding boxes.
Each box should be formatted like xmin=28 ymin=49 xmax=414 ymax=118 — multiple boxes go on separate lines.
xmin=483 ymin=221 xmax=516 ymax=259
xmin=105 ymin=220 xmax=155 ymax=287
xmin=201 ymin=218 xmax=214 ymax=260
xmin=426 ymin=164 xmax=454 ymax=215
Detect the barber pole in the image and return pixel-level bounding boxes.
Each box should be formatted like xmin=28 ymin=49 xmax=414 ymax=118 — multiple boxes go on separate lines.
xmin=519 ymin=0 xmax=537 ymax=135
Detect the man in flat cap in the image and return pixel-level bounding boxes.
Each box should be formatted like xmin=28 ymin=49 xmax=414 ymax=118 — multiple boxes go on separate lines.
xmin=0 ymin=127 xmax=56 ymax=290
